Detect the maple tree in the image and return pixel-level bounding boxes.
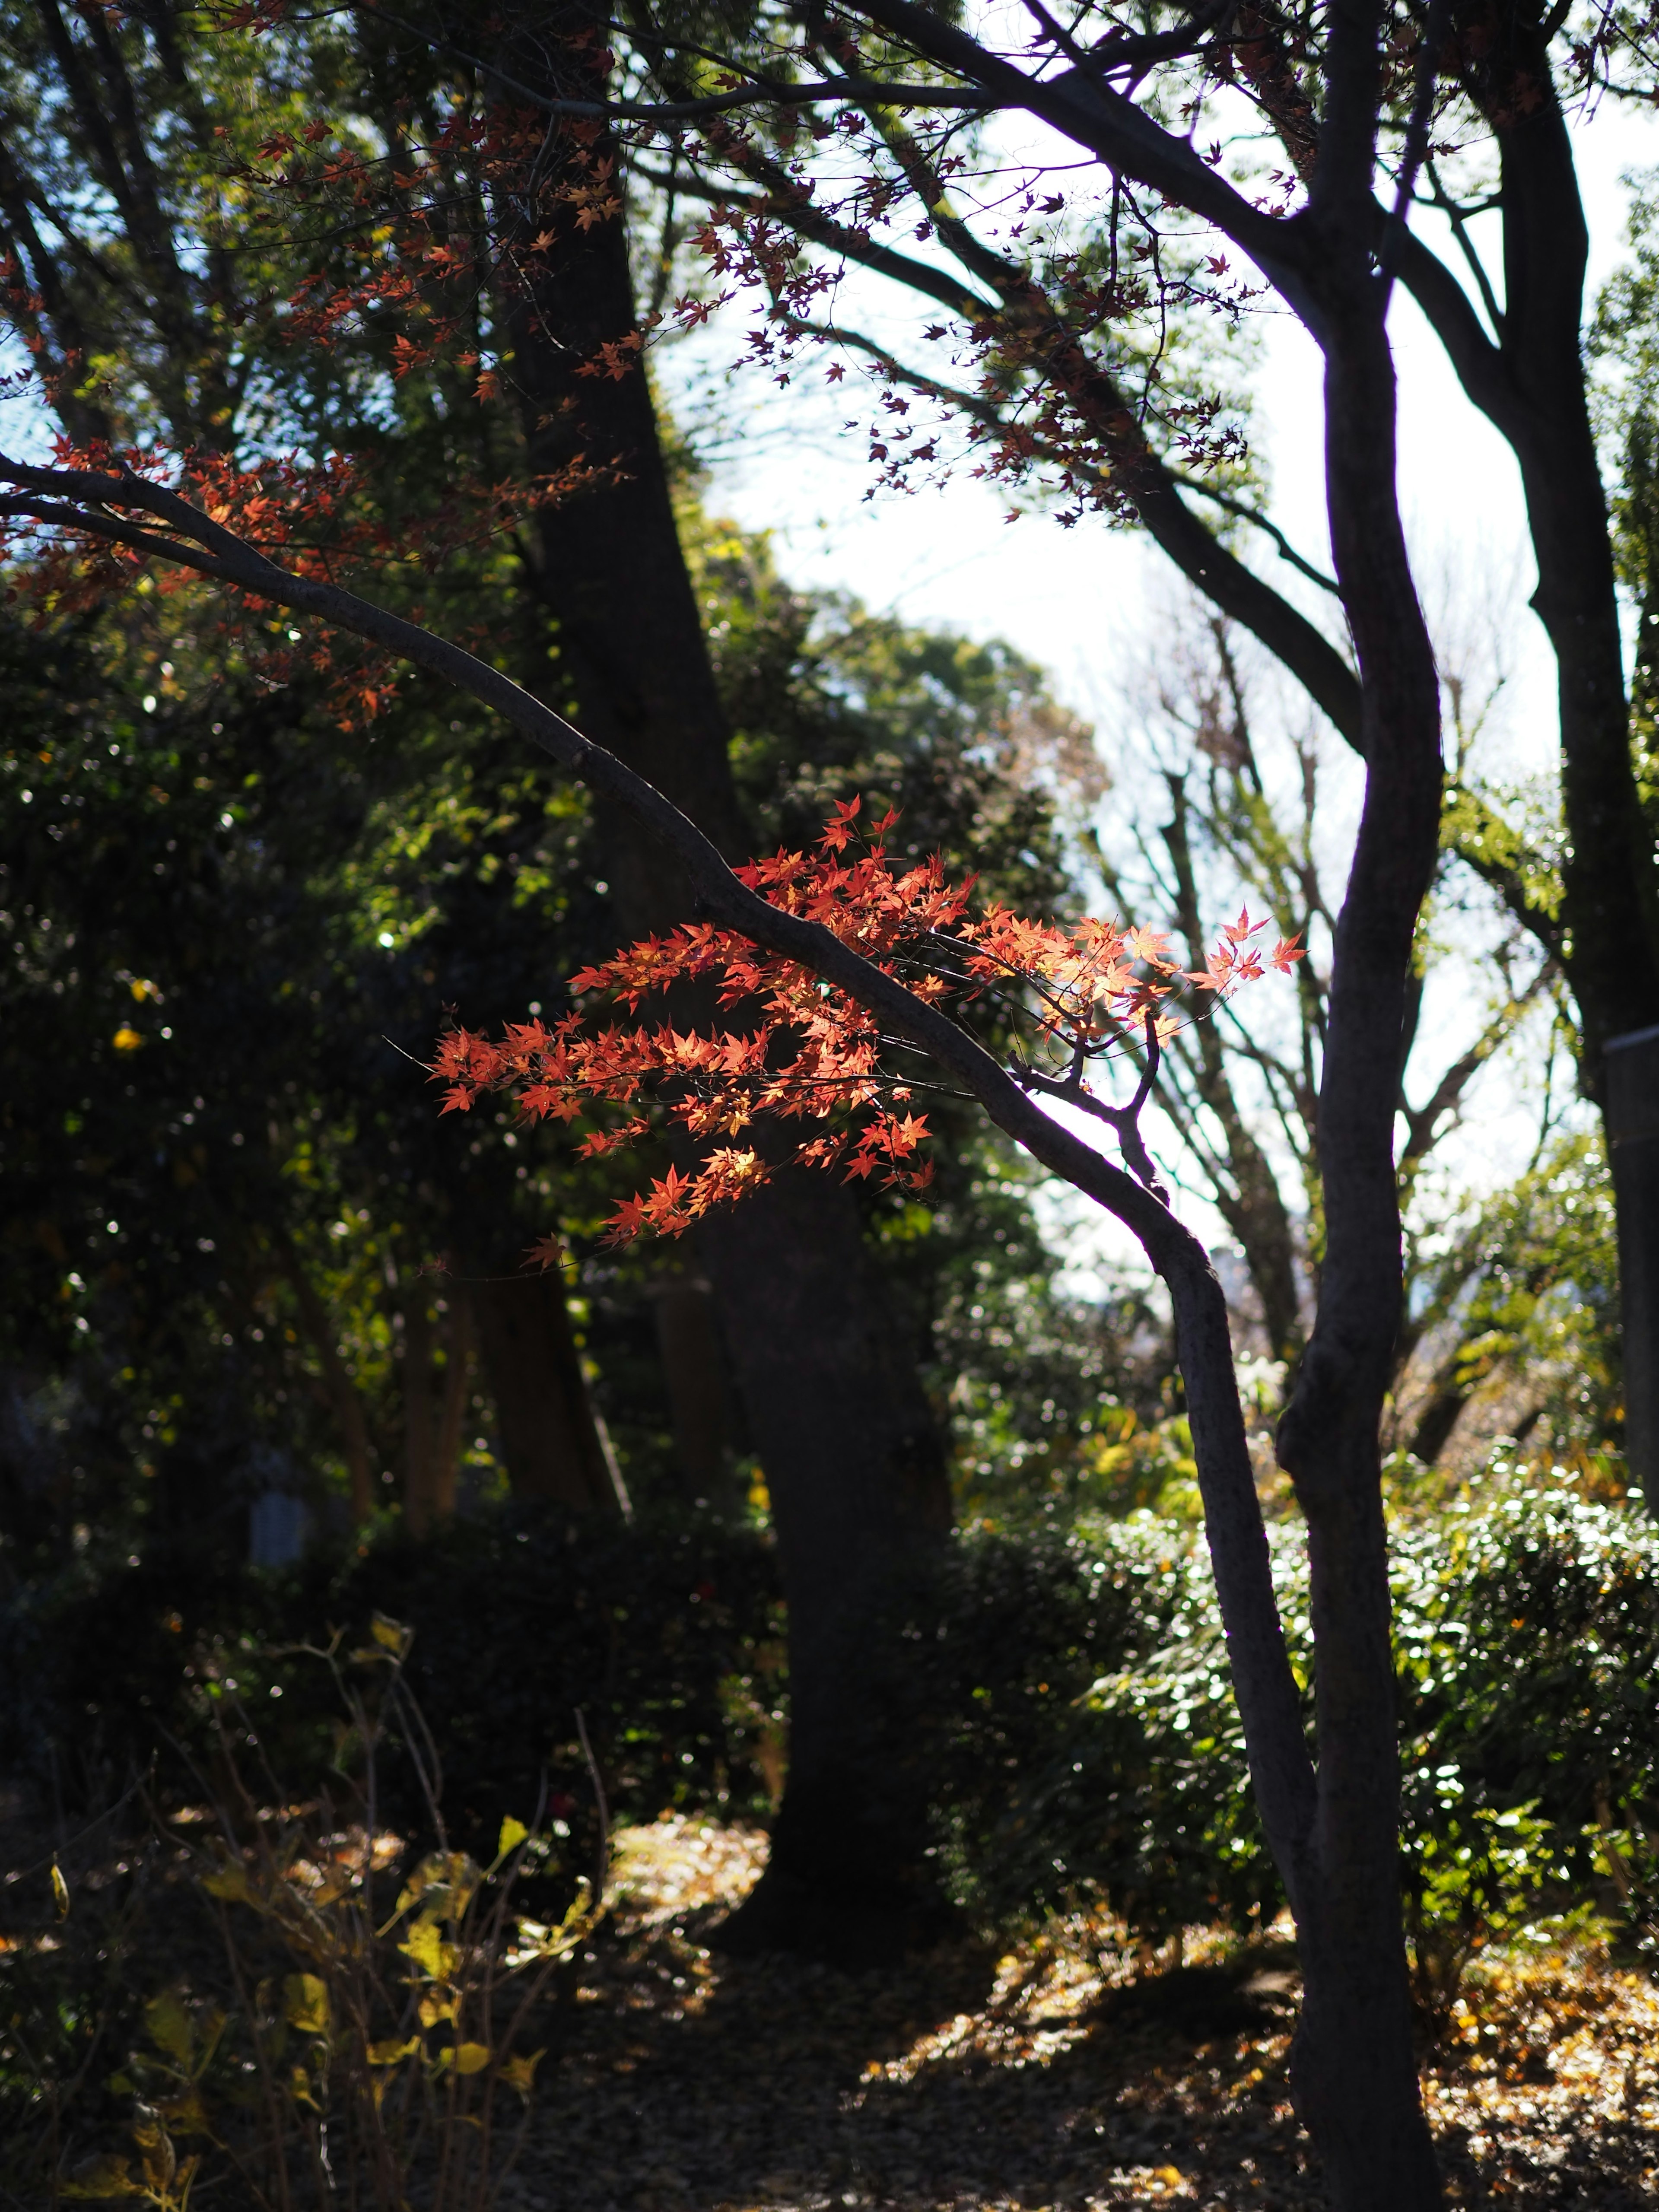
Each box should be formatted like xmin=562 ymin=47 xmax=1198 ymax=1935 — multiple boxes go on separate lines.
xmin=431 ymin=795 xmax=1302 ymax=1245
xmin=0 ymin=426 xmax=1417 ymax=2196
xmin=439 ymin=0 xmax=1659 ymax=1513
xmin=1 ymin=0 xmax=1612 ymax=2190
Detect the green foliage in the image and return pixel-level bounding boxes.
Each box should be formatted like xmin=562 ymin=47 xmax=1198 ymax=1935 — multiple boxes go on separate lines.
xmin=7 ymin=1485 xmax=1656 ymax=2051
xmin=1396 ymin=1131 xmax=1622 ymax=1472
xmin=1393 ymin=1480 xmax=1659 ymax=2005
xmin=903 ymin=1486 xmax=1659 ymax=2013
xmin=0 ymin=1506 xmax=785 ymax=1856
xmin=3 ymin=1626 xmax=595 ymax=2209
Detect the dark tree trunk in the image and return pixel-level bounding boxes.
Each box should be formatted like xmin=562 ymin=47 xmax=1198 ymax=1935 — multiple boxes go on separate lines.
xmin=1266 ymin=32 xmax=1447 ymax=2183
xmin=1607 ymin=1026 xmax=1659 ymax=1510
xmin=1481 ymin=12 xmax=1659 ymax=1068
xmin=487 ymin=6 xmax=955 ymax=1954
xmin=400 ymin=1292 xmax=439 ymax=1537
xmin=470 ymin=1263 xmax=615 ymax=1511
xmin=652 ymin=1274 xmax=737 ymax=1508
xmin=1397 ymin=3 xmax=1659 ymax=1523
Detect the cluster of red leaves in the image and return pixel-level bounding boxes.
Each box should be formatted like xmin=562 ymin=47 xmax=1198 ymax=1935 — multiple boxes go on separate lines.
xmin=429 ymin=801 xmax=1302 ymax=1249
xmin=0 ymin=438 xmax=608 ymax=728
xmin=248 ymin=86 xmax=624 ymax=397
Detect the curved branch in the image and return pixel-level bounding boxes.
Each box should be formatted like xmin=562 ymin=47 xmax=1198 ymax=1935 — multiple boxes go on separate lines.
xmin=0 ymin=448 xmax=1317 ymax=1881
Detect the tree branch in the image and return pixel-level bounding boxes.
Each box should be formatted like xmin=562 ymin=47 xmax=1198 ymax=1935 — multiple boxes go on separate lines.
xmin=0 ymin=448 xmax=1318 ymax=1880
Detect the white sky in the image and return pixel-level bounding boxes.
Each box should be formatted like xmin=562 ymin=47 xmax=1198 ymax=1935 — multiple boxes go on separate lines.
xmin=659 ymin=95 xmax=1659 ymax=1295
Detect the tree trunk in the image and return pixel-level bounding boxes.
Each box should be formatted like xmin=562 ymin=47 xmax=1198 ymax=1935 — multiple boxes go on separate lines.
xmin=489 ymin=8 xmax=955 ymax=1954
xmin=1607 ymin=1025 xmax=1659 ymax=1511
xmin=1484 ymin=22 xmax=1659 ymax=1069
xmin=1270 ymin=130 xmax=1447 ymax=2196
xmin=652 ymin=1273 xmax=737 ymax=1508
xmin=432 ymin=1284 xmax=476 ymax=1520
xmin=1398 ymin=7 xmax=1659 ymax=1522
xmin=400 ymin=1292 xmax=439 ymax=1538
xmin=469 ymin=1261 xmax=615 ymax=1511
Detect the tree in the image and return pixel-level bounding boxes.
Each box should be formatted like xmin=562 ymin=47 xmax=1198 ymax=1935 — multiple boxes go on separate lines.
xmin=558 ymin=0 xmax=1659 ymax=1503
xmin=0 ymin=425 xmax=1431 ymax=2209
xmin=0 ymin=0 xmax=1002 ymax=1954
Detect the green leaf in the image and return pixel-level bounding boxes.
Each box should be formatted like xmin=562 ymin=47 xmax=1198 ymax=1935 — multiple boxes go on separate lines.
xmin=497 ymin=1815 xmax=529 ymax=1859
xmin=145 ymin=1989 xmax=194 ymax=2066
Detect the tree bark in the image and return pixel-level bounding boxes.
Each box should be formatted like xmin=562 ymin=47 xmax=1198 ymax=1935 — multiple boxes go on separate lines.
xmin=432 ymin=1284 xmax=476 ymax=1520
xmin=400 ymin=1290 xmax=439 ymax=1538
xmin=1479 ymin=6 xmax=1659 ymax=1070
xmin=489 ymin=7 xmax=955 ymax=1953
xmin=1268 ymin=120 xmax=1446 ymax=2193
xmin=469 ymin=1261 xmax=615 ymax=1511
xmin=1607 ymin=1025 xmax=1659 ymax=1511
xmin=652 ymin=1273 xmax=737 ymax=1507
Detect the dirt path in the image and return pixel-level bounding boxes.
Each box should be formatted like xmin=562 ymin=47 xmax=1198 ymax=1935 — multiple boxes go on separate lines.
xmin=492 ymin=1819 xmax=1659 ymax=2212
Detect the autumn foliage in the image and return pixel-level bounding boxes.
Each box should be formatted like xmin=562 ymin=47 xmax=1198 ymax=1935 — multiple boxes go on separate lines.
xmin=430 ymin=798 xmax=1302 ymax=1249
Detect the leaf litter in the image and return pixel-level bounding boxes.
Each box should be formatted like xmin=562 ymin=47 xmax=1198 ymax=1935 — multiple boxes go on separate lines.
xmin=499 ymin=1815 xmax=1658 ymax=2212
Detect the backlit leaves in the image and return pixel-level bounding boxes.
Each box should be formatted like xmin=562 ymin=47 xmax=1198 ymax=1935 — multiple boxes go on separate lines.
xmin=432 ymin=801 xmax=1300 ymax=1243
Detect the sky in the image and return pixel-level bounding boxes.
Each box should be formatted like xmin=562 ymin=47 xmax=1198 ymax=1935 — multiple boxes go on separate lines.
xmin=657 ymin=91 xmax=1659 ymax=1296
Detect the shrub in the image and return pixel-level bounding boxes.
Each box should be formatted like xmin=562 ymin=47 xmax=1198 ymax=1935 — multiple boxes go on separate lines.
xmin=0 ymin=1504 xmax=784 ymax=1861
xmin=3 ymin=1619 xmax=596 ymax=2209
xmin=916 ymin=1483 xmax=1659 ymax=2014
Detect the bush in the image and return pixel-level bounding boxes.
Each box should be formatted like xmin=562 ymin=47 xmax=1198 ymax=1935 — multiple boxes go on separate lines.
xmin=2 ymin=1621 xmax=598 ymax=2209
xmin=913 ymin=1483 xmax=1659 ymax=2010
xmin=7 ymin=1479 xmax=1655 ymax=2020
xmin=0 ymin=1504 xmax=784 ymax=1860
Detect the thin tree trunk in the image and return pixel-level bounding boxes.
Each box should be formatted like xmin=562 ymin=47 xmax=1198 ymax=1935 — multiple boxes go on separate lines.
xmin=652 ymin=1274 xmax=736 ymax=1507
xmin=1395 ymin=6 xmax=1659 ymax=1523
xmin=1268 ymin=98 xmax=1447 ymax=2190
xmin=432 ymin=1283 xmax=476 ymax=1520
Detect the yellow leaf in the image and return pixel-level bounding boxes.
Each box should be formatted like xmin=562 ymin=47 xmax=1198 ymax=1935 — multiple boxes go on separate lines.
xmin=144 ymin=1989 xmax=193 ymax=2066
xmin=283 ymin=1973 xmax=331 ymax=2039
xmin=60 ymin=2154 xmax=140 ymax=2199
xmin=400 ymin=1918 xmax=444 ymax=1977
xmin=453 ymin=2041 xmax=491 ymax=2075
xmin=497 ymin=1815 xmax=529 ymax=1859
xmin=418 ymin=1993 xmax=456 ymax=2029
xmin=1153 ymin=2169 xmax=1184 ymax=2188
xmin=200 ymin=1861 xmax=251 ymax=1904
xmin=366 ymin=2037 xmax=420 ymax=2066
xmin=131 ymin=2109 xmax=176 ymax=2192
xmin=500 ymin=2048 xmax=544 ymax=2101
xmin=369 ymin=1611 xmax=411 ymax=1656
xmin=51 ymin=1862 xmax=70 ymax=1920
xmin=111 ymin=1026 xmax=143 ymax=1053
xmin=158 ymin=2088 xmax=213 ymax=2139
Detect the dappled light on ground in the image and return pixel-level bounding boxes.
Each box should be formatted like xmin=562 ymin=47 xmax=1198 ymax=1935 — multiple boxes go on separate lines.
xmin=499 ymin=1818 xmax=1659 ymax=2212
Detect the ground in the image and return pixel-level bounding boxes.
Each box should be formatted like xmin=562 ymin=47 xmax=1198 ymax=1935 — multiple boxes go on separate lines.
xmin=493 ymin=1816 xmax=1659 ymax=2212
xmin=4 ymin=1799 xmax=1656 ymax=2207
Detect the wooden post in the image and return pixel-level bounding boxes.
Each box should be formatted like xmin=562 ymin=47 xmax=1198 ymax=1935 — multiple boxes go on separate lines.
xmin=1607 ymin=1023 xmax=1659 ymax=1516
